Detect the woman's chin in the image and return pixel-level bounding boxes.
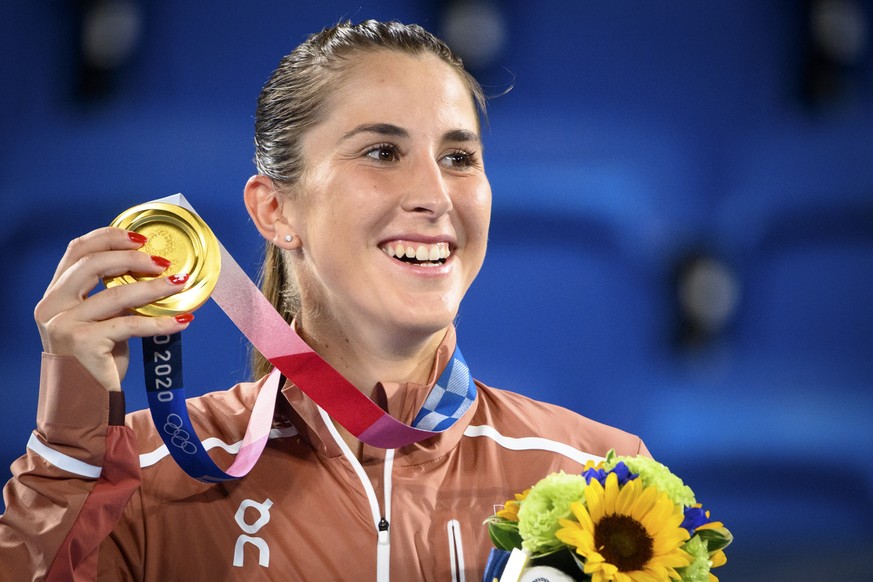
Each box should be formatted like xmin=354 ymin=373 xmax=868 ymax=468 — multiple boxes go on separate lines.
xmin=367 ymin=297 xmax=457 ymax=340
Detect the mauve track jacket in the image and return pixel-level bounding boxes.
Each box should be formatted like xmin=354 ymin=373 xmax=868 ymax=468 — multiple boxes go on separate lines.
xmin=1 ymin=330 xmax=648 ymax=581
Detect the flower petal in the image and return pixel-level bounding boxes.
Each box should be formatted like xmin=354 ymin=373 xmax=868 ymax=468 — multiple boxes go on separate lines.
xmin=586 ymin=478 xmax=606 ymax=522
xmin=615 ymin=477 xmax=638 ymax=515
xmin=603 ymin=472 xmax=619 ymax=516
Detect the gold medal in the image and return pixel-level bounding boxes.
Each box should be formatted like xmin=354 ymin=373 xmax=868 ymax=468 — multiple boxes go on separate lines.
xmin=105 ymin=202 xmax=221 ymax=316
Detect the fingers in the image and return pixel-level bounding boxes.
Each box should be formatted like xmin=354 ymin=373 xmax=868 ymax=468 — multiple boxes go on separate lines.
xmin=37 ymin=273 xmax=194 ymax=355
xmin=92 ymin=311 xmax=195 ymax=345
xmin=39 ymin=250 xmax=174 ymax=322
xmin=75 ymin=273 xmax=191 ymax=323
xmin=48 ymin=227 xmax=147 ymax=289
xmin=35 ymin=225 xmax=190 ymax=343
xmin=37 ymin=264 xmax=193 ymax=349
xmin=35 ymin=226 xmax=198 ymax=392
xmin=59 ymin=312 xmax=194 ymax=392
xmin=39 ymin=226 xmax=162 ymax=322
xmin=36 ymin=224 xmax=183 ymax=328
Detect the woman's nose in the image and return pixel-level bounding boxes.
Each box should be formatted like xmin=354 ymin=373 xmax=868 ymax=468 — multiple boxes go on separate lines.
xmin=400 ymin=158 xmax=453 ymax=217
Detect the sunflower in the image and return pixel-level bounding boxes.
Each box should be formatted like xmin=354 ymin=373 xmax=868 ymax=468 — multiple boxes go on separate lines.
xmin=556 ymin=472 xmax=692 ymax=581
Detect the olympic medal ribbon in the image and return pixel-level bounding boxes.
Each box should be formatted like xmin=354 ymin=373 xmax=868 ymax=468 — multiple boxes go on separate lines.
xmin=142 ymin=332 xmax=282 ymax=482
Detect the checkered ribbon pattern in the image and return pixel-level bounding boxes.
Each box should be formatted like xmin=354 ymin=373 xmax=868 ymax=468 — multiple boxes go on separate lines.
xmin=412 ymin=349 xmax=476 ymax=431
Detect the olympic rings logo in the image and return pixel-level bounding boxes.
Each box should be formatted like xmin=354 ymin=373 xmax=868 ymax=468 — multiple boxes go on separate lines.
xmin=163 ymin=413 xmax=198 ymax=455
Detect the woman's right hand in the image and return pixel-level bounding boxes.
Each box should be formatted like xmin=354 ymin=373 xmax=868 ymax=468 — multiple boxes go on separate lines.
xmin=34 ymin=227 xmax=195 ymax=392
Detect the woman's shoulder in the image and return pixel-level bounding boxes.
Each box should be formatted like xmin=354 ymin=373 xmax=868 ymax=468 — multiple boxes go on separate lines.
xmin=471 ymin=380 xmax=648 ymax=458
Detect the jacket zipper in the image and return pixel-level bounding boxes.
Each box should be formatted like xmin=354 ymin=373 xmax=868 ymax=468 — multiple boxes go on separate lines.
xmin=318 ymin=407 xmax=395 ymax=581
xmin=376 ymin=448 xmax=394 ymax=581
xmin=377 ymin=516 xmax=390 ymax=579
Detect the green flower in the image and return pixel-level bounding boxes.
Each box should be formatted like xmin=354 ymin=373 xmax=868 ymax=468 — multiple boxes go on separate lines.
xmin=517 ymin=471 xmax=587 ymax=555
xmin=605 ymin=451 xmax=696 ymax=508
xmin=677 ymin=535 xmax=712 ymax=582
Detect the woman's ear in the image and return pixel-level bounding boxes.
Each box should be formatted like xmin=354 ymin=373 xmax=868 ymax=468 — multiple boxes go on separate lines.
xmin=244 ymin=175 xmax=300 ymax=248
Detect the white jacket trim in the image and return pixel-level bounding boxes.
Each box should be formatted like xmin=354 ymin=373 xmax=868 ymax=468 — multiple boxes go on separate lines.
xmin=27 ymin=433 xmax=102 ymax=479
xmin=139 ymin=426 xmax=298 ymax=469
xmin=447 ymin=519 xmax=466 ymax=582
xmin=463 ymin=424 xmax=605 ymax=466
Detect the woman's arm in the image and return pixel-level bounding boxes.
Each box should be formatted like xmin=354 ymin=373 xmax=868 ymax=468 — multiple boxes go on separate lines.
xmin=0 ymin=355 xmax=141 ymax=581
xmin=0 ymin=226 xmax=191 ymax=580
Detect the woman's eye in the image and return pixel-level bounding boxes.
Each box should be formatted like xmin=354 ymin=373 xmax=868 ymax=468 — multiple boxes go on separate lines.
xmin=442 ymin=150 xmax=476 ymax=168
xmin=365 ymin=145 xmax=399 ymax=162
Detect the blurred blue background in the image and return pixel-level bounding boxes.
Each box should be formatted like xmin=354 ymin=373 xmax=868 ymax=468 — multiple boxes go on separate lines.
xmin=2 ymin=1 xmax=872 ymax=579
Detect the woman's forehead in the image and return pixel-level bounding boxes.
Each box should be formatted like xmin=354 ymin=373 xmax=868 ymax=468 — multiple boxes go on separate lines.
xmin=321 ymin=50 xmax=479 ymax=132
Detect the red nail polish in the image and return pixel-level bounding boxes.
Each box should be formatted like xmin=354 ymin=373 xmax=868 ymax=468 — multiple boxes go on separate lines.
xmin=128 ymin=231 xmax=148 ymax=245
xmin=151 ymin=255 xmax=172 ymax=269
xmin=174 ymin=313 xmax=194 ymax=324
xmin=168 ymin=273 xmax=189 ymax=285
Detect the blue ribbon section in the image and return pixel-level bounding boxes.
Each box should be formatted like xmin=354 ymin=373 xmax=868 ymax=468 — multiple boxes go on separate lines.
xmin=412 ymin=347 xmax=476 ymax=431
xmin=142 ymin=333 xmax=234 ymax=482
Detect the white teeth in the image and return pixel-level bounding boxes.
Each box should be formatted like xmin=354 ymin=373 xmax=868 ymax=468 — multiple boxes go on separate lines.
xmin=382 ymin=241 xmax=451 ymax=263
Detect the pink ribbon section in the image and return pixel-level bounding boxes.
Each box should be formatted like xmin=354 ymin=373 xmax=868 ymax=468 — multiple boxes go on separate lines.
xmin=210 ymin=235 xmax=440 ymax=449
xmin=223 ymin=369 xmax=281 ymax=477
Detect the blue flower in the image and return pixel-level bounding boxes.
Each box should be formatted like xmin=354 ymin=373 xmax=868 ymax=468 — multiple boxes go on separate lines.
xmin=581 ymin=461 xmax=638 ymax=487
xmin=680 ymin=505 xmax=710 ymax=535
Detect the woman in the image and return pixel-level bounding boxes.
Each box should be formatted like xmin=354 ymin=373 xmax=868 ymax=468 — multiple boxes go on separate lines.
xmin=0 ymin=20 xmax=647 ymax=581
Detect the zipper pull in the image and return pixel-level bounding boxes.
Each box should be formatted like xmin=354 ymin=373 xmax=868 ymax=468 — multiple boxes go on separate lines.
xmin=377 ymin=517 xmax=389 ymax=544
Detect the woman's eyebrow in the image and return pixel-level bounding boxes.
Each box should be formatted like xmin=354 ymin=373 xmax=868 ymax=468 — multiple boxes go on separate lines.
xmin=443 ymin=128 xmax=481 ymax=144
xmin=342 ymin=123 xmax=409 ymax=140
xmin=341 ymin=124 xmax=481 ymax=144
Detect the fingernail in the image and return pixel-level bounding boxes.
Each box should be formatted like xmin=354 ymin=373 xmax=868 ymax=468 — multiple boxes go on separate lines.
xmin=151 ymin=255 xmax=172 ymax=269
xmin=174 ymin=313 xmax=194 ymax=324
xmin=168 ymin=273 xmax=189 ymax=285
xmin=128 ymin=231 xmax=148 ymax=245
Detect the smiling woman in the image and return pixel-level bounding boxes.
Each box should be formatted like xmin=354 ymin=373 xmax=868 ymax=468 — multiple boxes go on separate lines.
xmin=245 ymin=48 xmax=491 ymax=402
xmin=1 ymin=20 xmax=649 ymax=582
xmin=247 ymin=35 xmax=491 ymax=392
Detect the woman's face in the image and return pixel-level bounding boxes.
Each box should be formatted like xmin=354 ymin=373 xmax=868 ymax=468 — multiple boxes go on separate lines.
xmin=286 ymin=50 xmax=491 ymax=342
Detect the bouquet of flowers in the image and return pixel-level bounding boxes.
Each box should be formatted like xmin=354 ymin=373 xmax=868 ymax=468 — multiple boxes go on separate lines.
xmin=484 ymin=451 xmax=732 ymax=582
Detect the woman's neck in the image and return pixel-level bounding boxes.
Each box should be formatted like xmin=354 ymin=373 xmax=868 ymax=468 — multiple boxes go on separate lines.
xmin=296 ymin=317 xmax=449 ymax=399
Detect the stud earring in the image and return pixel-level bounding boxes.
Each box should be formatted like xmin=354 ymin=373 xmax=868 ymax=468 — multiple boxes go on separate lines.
xmin=284 ymin=234 xmax=294 ymax=243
